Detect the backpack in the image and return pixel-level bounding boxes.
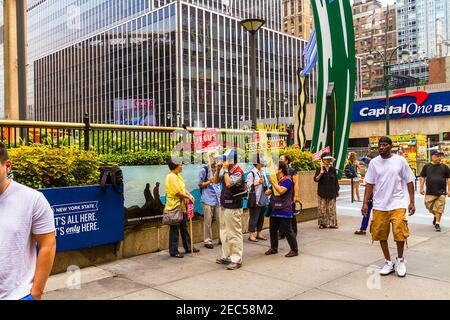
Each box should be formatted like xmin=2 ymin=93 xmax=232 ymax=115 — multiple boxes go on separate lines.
xmin=230 ymin=166 xmax=247 ymax=200
xmin=99 ymin=166 xmax=123 ymax=194
xmin=344 ymin=163 xmax=356 ymax=179
xmin=199 ymin=165 xmax=209 ymax=195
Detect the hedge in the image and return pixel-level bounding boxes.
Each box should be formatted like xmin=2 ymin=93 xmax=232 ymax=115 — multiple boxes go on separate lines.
xmin=8 ymin=145 xmax=100 ymax=189
xmin=279 ymin=147 xmax=320 ymax=172
xmin=99 ymin=150 xmax=172 ymax=166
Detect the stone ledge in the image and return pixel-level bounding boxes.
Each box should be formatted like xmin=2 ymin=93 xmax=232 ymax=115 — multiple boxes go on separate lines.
xmin=52 ymin=208 xmax=318 ymax=275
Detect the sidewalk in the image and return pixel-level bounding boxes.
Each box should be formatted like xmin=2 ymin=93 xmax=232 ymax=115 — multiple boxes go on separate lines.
xmin=43 ymin=214 xmax=450 ymax=300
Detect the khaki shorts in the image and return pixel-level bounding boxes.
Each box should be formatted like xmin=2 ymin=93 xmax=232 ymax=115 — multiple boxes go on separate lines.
xmin=424 ymin=195 xmax=446 ymax=215
xmin=370 ymin=209 xmax=409 ymax=242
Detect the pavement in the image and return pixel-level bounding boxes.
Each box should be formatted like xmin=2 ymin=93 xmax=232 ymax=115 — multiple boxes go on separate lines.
xmin=43 ymin=187 xmax=450 ymax=300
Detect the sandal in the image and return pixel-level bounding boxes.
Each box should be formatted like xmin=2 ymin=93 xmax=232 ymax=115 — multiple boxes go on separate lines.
xmin=256 ymin=235 xmax=267 ymax=241
xmin=319 ymin=225 xmax=326 ymax=229
xmin=329 ymin=225 xmax=339 ymax=229
xmin=248 ymin=237 xmax=258 ymax=242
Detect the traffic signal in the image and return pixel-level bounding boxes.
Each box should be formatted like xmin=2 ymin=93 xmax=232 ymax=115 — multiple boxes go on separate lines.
xmin=443 ymin=132 xmax=450 ymax=141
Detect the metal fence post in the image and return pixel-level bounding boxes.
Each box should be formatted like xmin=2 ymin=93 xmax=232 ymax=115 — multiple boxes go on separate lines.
xmin=83 ymin=113 xmax=90 ymax=151
xmin=351 ymin=177 xmax=354 ymax=203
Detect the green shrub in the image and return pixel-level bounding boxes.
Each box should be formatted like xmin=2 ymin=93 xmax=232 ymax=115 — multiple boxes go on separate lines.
xmin=99 ymin=150 xmax=172 ymax=166
xmin=279 ymin=146 xmax=319 ymax=172
xmin=8 ymin=145 xmax=100 ymax=189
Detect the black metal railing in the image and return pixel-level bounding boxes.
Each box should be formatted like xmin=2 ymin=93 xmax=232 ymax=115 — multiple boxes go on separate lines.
xmin=1 ymin=114 xmax=291 ymax=157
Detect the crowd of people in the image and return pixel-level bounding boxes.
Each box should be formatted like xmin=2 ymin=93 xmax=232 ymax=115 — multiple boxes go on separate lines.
xmin=164 ymin=136 xmax=449 ymax=280
xmin=1 ymin=135 xmax=449 ymax=299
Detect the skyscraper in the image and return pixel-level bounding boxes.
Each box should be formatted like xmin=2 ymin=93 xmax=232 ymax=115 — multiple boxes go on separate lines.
xmin=0 ymin=4 xmax=4 ymax=119
xmin=394 ymin=0 xmax=450 ymax=81
xmin=353 ymin=0 xmax=397 ymax=94
xmin=2 ymin=0 xmax=317 ymax=127
xmin=281 ymin=0 xmax=313 ymax=41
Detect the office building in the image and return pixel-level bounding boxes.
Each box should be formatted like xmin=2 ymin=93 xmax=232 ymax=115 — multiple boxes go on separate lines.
xmin=353 ymin=0 xmax=398 ymax=94
xmin=393 ymin=0 xmax=450 ymax=82
xmin=2 ymin=0 xmax=317 ymax=128
xmin=281 ymin=0 xmax=313 ymax=40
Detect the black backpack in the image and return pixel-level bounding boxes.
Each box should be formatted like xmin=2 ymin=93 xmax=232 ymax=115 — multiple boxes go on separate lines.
xmin=344 ymin=163 xmax=356 ymax=179
xmin=99 ymin=166 xmax=123 ymax=194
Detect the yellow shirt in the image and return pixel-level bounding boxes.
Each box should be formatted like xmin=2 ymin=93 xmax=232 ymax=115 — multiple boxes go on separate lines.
xmin=165 ymin=172 xmax=186 ymax=212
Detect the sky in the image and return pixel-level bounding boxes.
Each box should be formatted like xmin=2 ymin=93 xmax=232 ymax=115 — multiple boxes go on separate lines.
xmin=352 ymin=0 xmax=396 ymax=6
xmin=379 ymin=0 xmax=396 ymax=5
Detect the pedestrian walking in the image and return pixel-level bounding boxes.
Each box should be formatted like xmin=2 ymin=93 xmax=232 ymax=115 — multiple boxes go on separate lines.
xmin=278 ymin=154 xmax=301 ymax=238
xmin=420 ymin=149 xmax=450 ymax=232
xmin=362 ymin=136 xmax=416 ymax=278
xmin=211 ymin=149 xmax=245 ymax=270
xmin=165 ymin=160 xmax=199 ymax=258
xmin=314 ymin=152 xmax=340 ymax=229
xmin=198 ymin=152 xmax=221 ymax=249
xmin=345 ymin=152 xmax=362 ymax=202
xmin=264 ymin=162 xmax=299 ymax=257
xmin=0 ymin=143 xmax=56 ymax=300
xmin=354 ymin=194 xmax=373 ymax=235
xmin=246 ymin=157 xmax=268 ymax=242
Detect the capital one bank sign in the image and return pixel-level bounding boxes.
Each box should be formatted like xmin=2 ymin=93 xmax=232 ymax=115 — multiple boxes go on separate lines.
xmin=352 ymin=91 xmax=450 ymax=122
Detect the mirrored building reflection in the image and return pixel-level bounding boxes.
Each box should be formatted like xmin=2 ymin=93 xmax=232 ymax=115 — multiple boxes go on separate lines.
xmin=3 ymin=0 xmax=319 ymax=128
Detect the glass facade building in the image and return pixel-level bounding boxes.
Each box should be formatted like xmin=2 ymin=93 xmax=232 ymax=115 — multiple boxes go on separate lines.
xmin=0 ymin=4 xmax=4 ymax=119
xmin=394 ymin=0 xmax=450 ymax=81
xmin=2 ymin=0 xmax=317 ymax=128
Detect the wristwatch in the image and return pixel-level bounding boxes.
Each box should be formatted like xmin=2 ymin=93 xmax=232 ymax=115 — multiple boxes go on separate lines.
xmin=224 ymin=170 xmax=229 ymax=175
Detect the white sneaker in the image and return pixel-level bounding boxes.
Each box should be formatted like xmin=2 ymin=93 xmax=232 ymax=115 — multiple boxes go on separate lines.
xmin=379 ymin=260 xmax=395 ymax=276
xmin=395 ymin=257 xmax=407 ymax=277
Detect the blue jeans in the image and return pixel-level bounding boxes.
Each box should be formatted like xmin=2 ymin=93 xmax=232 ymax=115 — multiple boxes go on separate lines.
xmin=360 ymin=201 xmax=373 ymax=231
xmin=20 ymin=294 xmax=35 ymax=300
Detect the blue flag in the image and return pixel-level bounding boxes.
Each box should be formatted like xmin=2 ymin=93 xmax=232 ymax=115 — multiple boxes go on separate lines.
xmin=300 ymin=28 xmax=318 ymax=76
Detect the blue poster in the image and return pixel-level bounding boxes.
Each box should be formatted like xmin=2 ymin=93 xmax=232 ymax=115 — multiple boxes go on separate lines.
xmin=353 ymin=90 xmax=450 ymax=122
xmin=39 ymin=185 xmax=124 ymax=252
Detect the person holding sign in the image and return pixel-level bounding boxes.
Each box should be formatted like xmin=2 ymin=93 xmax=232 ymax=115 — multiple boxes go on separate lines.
xmin=211 ymin=149 xmax=245 ymax=270
xmin=198 ymin=151 xmax=221 ymax=249
xmin=278 ymin=154 xmax=301 ymax=239
xmin=314 ymin=152 xmax=340 ymax=229
xmin=165 ymin=160 xmax=200 ymax=258
xmin=0 ymin=143 xmax=56 ymax=300
xmin=264 ymin=162 xmax=299 ymax=257
xmin=246 ymin=156 xmax=268 ymax=242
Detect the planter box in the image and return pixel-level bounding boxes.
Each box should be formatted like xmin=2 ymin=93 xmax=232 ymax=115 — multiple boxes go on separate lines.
xmin=40 ymin=185 xmax=124 ymax=253
xmin=51 ymin=171 xmax=319 ymax=274
xmin=296 ymin=171 xmax=318 ymax=210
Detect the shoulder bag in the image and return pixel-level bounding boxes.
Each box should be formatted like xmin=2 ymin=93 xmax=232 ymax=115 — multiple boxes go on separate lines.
xmin=162 ymin=205 xmax=184 ymax=225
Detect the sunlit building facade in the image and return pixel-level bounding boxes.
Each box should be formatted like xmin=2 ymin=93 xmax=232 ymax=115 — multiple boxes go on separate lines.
xmin=2 ymin=0 xmax=318 ymax=128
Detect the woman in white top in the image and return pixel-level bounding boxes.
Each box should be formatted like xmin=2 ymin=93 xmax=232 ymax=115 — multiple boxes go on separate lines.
xmin=246 ymin=158 xmax=269 ymax=242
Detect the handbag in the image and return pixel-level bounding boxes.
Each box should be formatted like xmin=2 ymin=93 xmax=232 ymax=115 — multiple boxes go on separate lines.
xmin=162 ymin=205 xmax=184 ymax=225
xmin=247 ymin=172 xmax=257 ymax=208
xmin=247 ymin=185 xmax=257 ymax=208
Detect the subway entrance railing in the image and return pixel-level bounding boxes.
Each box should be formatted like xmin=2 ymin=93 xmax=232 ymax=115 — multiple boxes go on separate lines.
xmin=0 ymin=114 xmax=291 ymax=157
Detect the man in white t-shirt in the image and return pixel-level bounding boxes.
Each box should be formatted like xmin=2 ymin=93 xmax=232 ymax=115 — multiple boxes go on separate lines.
xmin=362 ymin=136 xmax=416 ymax=278
xmin=0 ymin=143 xmax=56 ymax=300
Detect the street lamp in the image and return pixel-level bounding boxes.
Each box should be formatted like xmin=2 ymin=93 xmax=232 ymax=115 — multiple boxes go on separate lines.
xmin=167 ymin=111 xmax=181 ymax=127
xmin=241 ymin=18 xmax=265 ymax=131
xmin=266 ymin=96 xmax=287 ymax=129
xmin=366 ymin=46 xmax=410 ymax=135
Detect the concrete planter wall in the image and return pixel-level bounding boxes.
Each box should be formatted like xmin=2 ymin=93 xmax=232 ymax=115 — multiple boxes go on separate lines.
xmin=51 ymin=171 xmax=318 ymax=274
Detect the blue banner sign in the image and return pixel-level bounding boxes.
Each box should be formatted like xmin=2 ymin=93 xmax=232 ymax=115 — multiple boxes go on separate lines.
xmin=39 ymin=185 xmax=124 ymax=252
xmin=353 ymin=90 xmax=450 ymax=122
